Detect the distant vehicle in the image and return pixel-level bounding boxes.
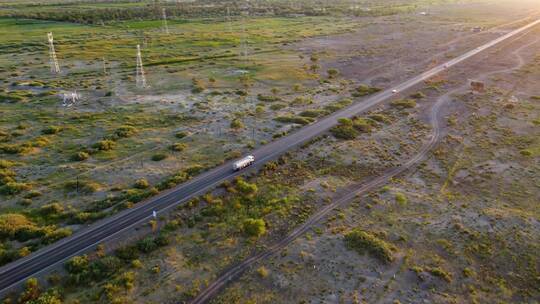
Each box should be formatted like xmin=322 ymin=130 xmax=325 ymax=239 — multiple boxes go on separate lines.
xmin=233 ymin=155 xmax=255 ymax=171
xmin=444 ymin=64 xmax=449 ymax=68
xmin=392 ymin=89 xmax=398 ymax=94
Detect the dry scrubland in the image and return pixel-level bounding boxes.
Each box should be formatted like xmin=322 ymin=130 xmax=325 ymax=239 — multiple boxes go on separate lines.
xmin=0 ymin=0 xmax=539 ymax=303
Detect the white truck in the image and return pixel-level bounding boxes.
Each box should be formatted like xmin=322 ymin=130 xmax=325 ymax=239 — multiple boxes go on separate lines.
xmin=233 ymin=155 xmax=255 ymax=171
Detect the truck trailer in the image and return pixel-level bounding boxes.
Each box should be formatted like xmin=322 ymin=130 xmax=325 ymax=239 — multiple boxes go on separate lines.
xmin=233 ymin=155 xmax=255 ymax=171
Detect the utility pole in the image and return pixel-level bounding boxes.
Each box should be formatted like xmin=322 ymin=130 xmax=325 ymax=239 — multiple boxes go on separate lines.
xmin=135 ymin=44 xmax=147 ymax=88
xmin=47 ymin=32 xmax=60 ymax=74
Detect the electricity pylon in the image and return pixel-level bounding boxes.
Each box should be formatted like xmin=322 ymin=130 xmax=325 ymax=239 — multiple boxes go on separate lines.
xmin=136 ymin=45 xmax=147 ymax=88
xmin=47 ymin=32 xmax=60 ymax=74
xmin=162 ymin=8 xmax=169 ymax=34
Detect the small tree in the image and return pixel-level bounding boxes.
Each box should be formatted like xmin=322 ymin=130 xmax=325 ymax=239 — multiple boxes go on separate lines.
xmin=242 ymin=218 xmax=266 ymax=237
xmin=18 ymin=278 xmax=40 ymax=303
xmin=230 ymin=119 xmax=244 ymax=130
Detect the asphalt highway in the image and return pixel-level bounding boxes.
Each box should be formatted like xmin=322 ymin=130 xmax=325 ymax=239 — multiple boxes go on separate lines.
xmin=0 ymin=17 xmax=538 ymax=295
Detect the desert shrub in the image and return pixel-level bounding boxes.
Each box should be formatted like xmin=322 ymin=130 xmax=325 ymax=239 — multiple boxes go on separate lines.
xmin=151 ymin=153 xmax=167 ymax=161
xmin=236 ymin=178 xmax=258 ymax=196
xmin=344 ymin=229 xmax=395 ymax=263
xmin=353 ymin=118 xmax=373 ymax=133
xmin=185 ymin=165 xmax=205 ymax=176
xmin=134 ymin=179 xmax=149 ymax=189
xmin=257 ymin=266 xmax=269 ymax=278
xmin=353 ymin=84 xmax=381 ymax=97
xmin=274 ymin=116 xmax=314 ymax=125
xmin=368 ymin=114 xmax=390 ymax=123
xmin=0 ymin=182 xmax=30 ymax=195
xmin=136 ymin=237 xmax=157 ymax=253
xmin=18 ymin=278 xmax=41 ymax=303
xmin=242 ymin=218 xmax=266 ymax=237
xmin=427 ymin=266 xmax=452 ymax=282
xmin=40 ymin=203 xmax=64 ymax=215
xmin=175 ymin=131 xmax=188 ymax=139
xmin=395 ymin=192 xmax=407 ymax=205
xmin=114 ymin=125 xmax=137 ymax=138
xmin=93 ymin=140 xmax=116 ymax=151
xmin=257 ymin=94 xmax=280 ymax=102
xmin=63 ymin=180 xmax=100 ymax=194
xmin=115 ymin=245 xmax=139 ymax=261
xmin=171 ymin=143 xmax=187 ymax=152
xmin=41 ymin=126 xmax=62 ymax=135
xmin=410 ymin=91 xmax=426 ymax=99
xmin=324 ymin=98 xmax=353 ymax=112
xmin=72 ymin=151 xmax=90 ymax=161
xmin=331 ymin=118 xmax=358 ymax=140
xmin=299 ymin=109 xmax=327 ymax=118
xmin=0 ymin=159 xmax=15 ymax=169
xmin=0 ymin=213 xmax=37 ymax=239
xmin=92 ymin=256 xmax=122 ymax=277
xmin=43 ymin=227 xmax=72 ymax=244
xmin=230 ymin=119 xmax=244 ymax=129
xmin=0 ymin=143 xmax=32 ymax=154
xmin=327 ymin=68 xmax=339 ymax=78
xmin=390 ymin=99 xmax=416 ymax=109
xmin=191 ymin=78 xmax=206 ymax=93
xmin=65 ymin=255 xmax=89 ymax=274
xmin=32 ymin=136 xmax=51 ymax=148
xmin=269 ymin=103 xmax=286 ymax=111
xmin=0 ymin=168 xmax=16 ymax=185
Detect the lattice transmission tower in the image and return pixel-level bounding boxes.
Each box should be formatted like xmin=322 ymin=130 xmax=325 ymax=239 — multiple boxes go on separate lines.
xmin=162 ymin=8 xmax=169 ymax=34
xmin=47 ymin=32 xmax=60 ymax=74
xmin=136 ymin=44 xmax=147 ymax=88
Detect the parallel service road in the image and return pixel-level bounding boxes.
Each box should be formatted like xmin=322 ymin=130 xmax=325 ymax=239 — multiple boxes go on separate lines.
xmin=0 ymin=17 xmax=538 ymax=295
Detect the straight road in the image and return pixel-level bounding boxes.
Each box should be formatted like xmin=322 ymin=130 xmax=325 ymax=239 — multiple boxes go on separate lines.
xmin=0 ymin=17 xmax=539 ymax=295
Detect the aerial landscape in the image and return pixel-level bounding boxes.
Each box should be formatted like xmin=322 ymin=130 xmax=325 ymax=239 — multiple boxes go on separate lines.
xmin=0 ymin=0 xmax=538 ymax=303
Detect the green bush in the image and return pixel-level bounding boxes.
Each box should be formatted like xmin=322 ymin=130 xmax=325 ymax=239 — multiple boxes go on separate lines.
xmin=269 ymin=103 xmax=286 ymax=111
xmin=63 ymin=180 xmax=100 ymax=194
xmin=41 ymin=126 xmax=62 ymax=135
xmin=40 ymin=203 xmax=64 ymax=215
xmin=0 ymin=182 xmax=30 ymax=195
xmin=427 ymin=266 xmax=452 ymax=282
xmin=0 ymin=213 xmax=37 ymax=240
xmin=390 ymin=99 xmax=416 ymax=109
xmin=230 ymin=119 xmax=244 ymax=129
xmin=65 ymin=255 xmax=90 ymax=274
xmin=72 ymin=151 xmax=90 ymax=161
xmin=0 ymin=159 xmax=16 ymax=169
xmin=395 ymin=192 xmax=407 ymax=205
xmin=175 ymin=131 xmax=188 ymax=139
xmin=353 ymin=84 xmax=381 ymax=97
xmin=410 ymin=91 xmax=426 ymax=99
xmin=0 ymin=168 xmax=16 ymax=185
xmin=151 ymin=153 xmax=168 ymax=161
xmin=274 ymin=116 xmax=314 ymax=125
xmin=171 ymin=143 xmax=187 ymax=152
xmin=93 ymin=140 xmax=116 ymax=151
xmin=242 ymin=218 xmax=266 ymax=237
xmin=134 ymin=179 xmax=149 ymax=189
xmin=327 ymin=68 xmax=339 ymax=79
xmin=257 ymin=94 xmax=280 ymax=102
xmin=331 ymin=118 xmax=358 ymax=140
xmin=114 ymin=125 xmax=137 ymax=138
xmin=299 ymin=109 xmax=327 ymax=118
xmin=353 ymin=118 xmax=373 ymax=133
xmin=344 ymin=229 xmax=395 ymax=263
